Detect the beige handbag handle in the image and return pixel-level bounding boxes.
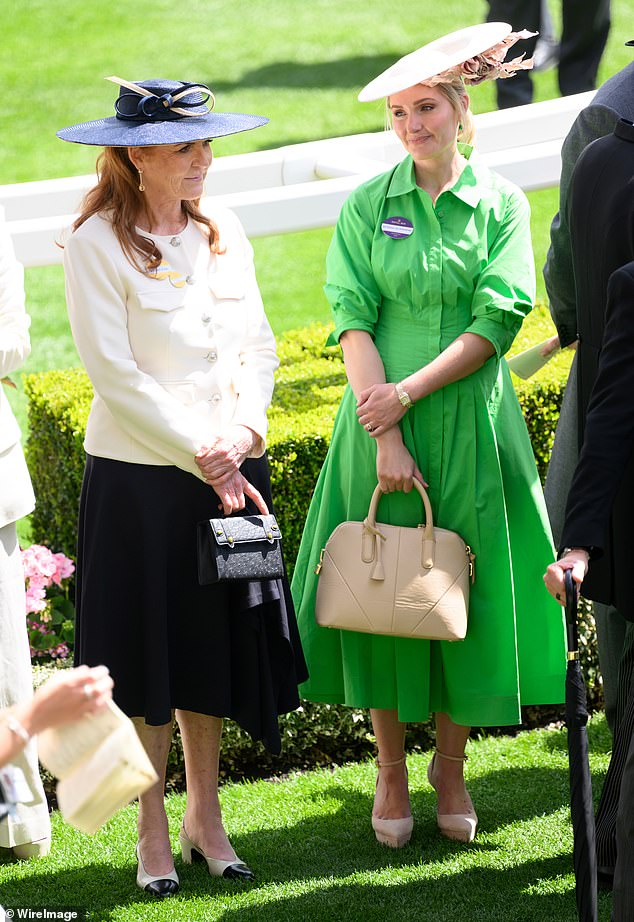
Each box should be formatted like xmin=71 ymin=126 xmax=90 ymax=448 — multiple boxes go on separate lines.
xmin=362 ymin=481 xmax=435 ymax=581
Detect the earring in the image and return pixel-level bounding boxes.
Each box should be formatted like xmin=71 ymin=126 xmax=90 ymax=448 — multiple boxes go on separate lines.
xmin=458 ymin=123 xmax=463 ymax=131
xmin=138 ymin=170 xmax=145 ymax=192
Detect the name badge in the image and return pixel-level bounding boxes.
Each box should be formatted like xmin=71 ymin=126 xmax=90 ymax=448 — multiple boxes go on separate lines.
xmin=381 ymin=216 xmax=414 ymax=239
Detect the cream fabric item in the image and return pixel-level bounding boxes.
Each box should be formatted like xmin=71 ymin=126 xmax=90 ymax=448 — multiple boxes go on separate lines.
xmin=315 ymin=481 xmax=474 ymax=641
xmin=38 ymin=699 xmax=157 ymax=836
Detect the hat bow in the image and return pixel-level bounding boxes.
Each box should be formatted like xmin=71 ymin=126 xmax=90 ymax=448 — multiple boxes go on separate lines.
xmin=107 ymin=75 xmax=216 ymax=121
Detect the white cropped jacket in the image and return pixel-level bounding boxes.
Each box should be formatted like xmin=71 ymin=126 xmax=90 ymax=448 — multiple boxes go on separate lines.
xmin=63 ymin=205 xmax=279 ymax=482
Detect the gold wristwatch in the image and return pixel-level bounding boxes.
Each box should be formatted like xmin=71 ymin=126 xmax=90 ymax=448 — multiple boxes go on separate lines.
xmin=395 ymin=381 xmax=413 ymax=410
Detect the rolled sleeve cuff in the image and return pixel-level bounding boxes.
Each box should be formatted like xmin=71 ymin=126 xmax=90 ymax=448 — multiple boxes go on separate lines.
xmin=326 ymin=320 xmax=376 ymax=348
xmin=465 ymin=316 xmax=520 ymax=358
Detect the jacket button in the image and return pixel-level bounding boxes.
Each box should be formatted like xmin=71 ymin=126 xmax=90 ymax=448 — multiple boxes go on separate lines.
xmin=186 ymin=275 xmax=195 ymax=285
xmin=201 ymin=314 xmax=212 ymax=324
xmin=205 ymin=351 xmax=218 ymax=363
xmin=169 ymin=236 xmax=181 ymax=247
xmin=210 ymin=393 xmax=222 ymax=405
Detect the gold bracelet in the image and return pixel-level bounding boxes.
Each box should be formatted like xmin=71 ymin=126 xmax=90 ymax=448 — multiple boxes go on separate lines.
xmin=395 ymin=381 xmax=413 ymax=410
xmin=5 ymin=714 xmax=31 ymax=744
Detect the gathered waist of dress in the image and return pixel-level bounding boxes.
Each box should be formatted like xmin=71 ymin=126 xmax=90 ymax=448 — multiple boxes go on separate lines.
xmin=374 ymin=297 xmax=477 ymax=381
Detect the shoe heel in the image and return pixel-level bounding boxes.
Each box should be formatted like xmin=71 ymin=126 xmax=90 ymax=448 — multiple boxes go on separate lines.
xmin=372 ymin=754 xmax=413 ymax=848
xmin=178 ymin=824 xmax=255 ymax=880
xmin=428 ymin=750 xmax=478 ymax=843
xmin=178 ymin=828 xmax=193 ymax=864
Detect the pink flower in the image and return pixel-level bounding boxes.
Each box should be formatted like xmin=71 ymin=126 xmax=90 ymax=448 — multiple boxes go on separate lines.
xmin=22 ymin=545 xmax=57 ymax=584
xmin=25 ymin=584 xmax=47 ymax=614
xmin=22 ymin=544 xmax=75 ymax=661
xmin=51 ymin=552 xmax=75 ymax=586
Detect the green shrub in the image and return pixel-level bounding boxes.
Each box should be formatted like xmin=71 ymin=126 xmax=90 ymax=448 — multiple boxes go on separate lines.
xmin=515 ymin=379 xmax=564 ymax=482
xmin=24 ymin=368 xmax=91 ymax=560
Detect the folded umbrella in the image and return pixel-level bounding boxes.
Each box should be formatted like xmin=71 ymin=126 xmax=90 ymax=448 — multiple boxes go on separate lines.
xmin=564 ymin=569 xmax=598 ymax=922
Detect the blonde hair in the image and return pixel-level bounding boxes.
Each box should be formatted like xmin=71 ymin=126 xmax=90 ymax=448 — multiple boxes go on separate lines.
xmin=385 ymin=77 xmax=475 ymax=145
xmin=436 ymin=78 xmax=474 ymax=145
xmin=72 ymin=147 xmax=222 ymax=272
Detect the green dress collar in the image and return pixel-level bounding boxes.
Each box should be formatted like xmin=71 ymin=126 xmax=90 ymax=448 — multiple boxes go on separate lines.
xmin=386 ymin=144 xmax=482 ymax=209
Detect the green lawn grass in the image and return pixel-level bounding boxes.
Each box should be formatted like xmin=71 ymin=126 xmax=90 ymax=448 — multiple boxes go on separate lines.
xmin=0 ymin=718 xmax=614 ymax=921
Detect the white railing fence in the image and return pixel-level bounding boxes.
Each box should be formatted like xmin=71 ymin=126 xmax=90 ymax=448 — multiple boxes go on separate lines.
xmin=0 ymin=91 xmax=593 ymax=268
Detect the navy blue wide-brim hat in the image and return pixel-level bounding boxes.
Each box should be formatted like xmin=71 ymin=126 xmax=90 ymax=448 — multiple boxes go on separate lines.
xmin=56 ymin=76 xmax=268 ymax=146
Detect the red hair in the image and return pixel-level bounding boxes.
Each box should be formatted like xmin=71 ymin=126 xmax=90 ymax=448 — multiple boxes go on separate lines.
xmin=73 ymin=147 xmax=222 ymax=271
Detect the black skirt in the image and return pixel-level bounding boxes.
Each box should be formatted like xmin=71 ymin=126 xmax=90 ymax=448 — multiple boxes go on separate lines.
xmin=74 ymin=454 xmax=308 ymax=754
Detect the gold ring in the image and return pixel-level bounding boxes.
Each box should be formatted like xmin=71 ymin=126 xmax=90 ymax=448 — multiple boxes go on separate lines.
xmin=82 ymin=684 xmax=94 ymax=699
xmin=365 ymin=423 xmax=373 ymax=432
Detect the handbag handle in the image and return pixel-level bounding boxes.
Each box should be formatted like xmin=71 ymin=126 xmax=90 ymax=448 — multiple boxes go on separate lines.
xmin=362 ymin=480 xmax=435 ymax=580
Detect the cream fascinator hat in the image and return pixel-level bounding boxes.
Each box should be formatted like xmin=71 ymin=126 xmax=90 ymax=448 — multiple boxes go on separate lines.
xmin=359 ymin=22 xmax=536 ymax=101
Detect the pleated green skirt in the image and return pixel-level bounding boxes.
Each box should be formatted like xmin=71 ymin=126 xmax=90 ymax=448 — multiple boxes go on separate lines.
xmin=291 ymin=355 xmax=566 ymax=727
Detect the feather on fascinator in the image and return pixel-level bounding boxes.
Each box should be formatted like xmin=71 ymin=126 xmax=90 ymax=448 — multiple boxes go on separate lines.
xmin=359 ymin=23 xmax=537 ymax=102
xmin=426 ymin=30 xmax=537 ymax=87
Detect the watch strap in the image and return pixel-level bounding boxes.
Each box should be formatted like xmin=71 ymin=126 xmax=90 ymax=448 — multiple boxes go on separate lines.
xmin=395 ymin=381 xmax=413 ymax=409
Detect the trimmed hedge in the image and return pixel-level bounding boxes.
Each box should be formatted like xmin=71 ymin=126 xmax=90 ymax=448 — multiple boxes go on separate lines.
xmin=24 ymin=323 xmax=602 ymax=785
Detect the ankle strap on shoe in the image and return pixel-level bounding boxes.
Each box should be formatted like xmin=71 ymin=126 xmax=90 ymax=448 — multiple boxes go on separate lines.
xmin=435 ymin=748 xmax=468 ymax=763
xmin=375 ymin=755 xmax=406 ymax=767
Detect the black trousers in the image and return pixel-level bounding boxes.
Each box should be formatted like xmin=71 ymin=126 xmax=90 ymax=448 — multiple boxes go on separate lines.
xmin=486 ymin=0 xmax=611 ymax=107
xmin=593 ymin=624 xmax=634 ymax=919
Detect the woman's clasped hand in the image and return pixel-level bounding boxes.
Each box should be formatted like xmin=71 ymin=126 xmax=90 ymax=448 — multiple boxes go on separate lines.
xmin=356 ymin=383 xmax=408 ymax=437
xmin=195 ymin=427 xmax=269 ymax=514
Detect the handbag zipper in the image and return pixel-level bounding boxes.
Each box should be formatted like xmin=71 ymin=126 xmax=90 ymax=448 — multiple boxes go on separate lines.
xmin=314 ymin=548 xmax=325 ymax=575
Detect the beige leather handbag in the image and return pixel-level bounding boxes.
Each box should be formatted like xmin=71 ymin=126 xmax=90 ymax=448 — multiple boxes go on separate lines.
xmin=314 ymin=481 xmax=474 ymax=641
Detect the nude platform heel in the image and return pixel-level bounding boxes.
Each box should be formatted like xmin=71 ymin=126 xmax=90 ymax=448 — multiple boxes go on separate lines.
xmin=372 ymin=755 xmax=414 ymax=848
xmin=427 ymin=749 xmax=478 ymax=843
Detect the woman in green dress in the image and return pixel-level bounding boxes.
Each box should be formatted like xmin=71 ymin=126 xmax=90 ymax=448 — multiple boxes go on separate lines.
xmin=291 ymin=23 xmax=566 ymax=848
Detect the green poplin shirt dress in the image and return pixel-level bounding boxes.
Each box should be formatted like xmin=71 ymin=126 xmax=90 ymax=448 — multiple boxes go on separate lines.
xmin=291 ymin=149 xmax=566 ymax=727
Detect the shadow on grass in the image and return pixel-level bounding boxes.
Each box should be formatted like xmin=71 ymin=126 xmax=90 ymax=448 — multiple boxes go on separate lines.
xmin=210 ymin=54 xmax=400 ymax=92
xmin=0 ymin=763 xmax=611 ymax=919
xmin=214 ymin=859 xmax=611 ymax=922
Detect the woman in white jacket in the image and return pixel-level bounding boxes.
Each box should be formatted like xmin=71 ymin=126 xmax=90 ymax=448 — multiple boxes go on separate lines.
xmin=57 ymin=77 xmax=306 ymax=896
xmin=0 ymin=217 xmax=51 ymax=859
